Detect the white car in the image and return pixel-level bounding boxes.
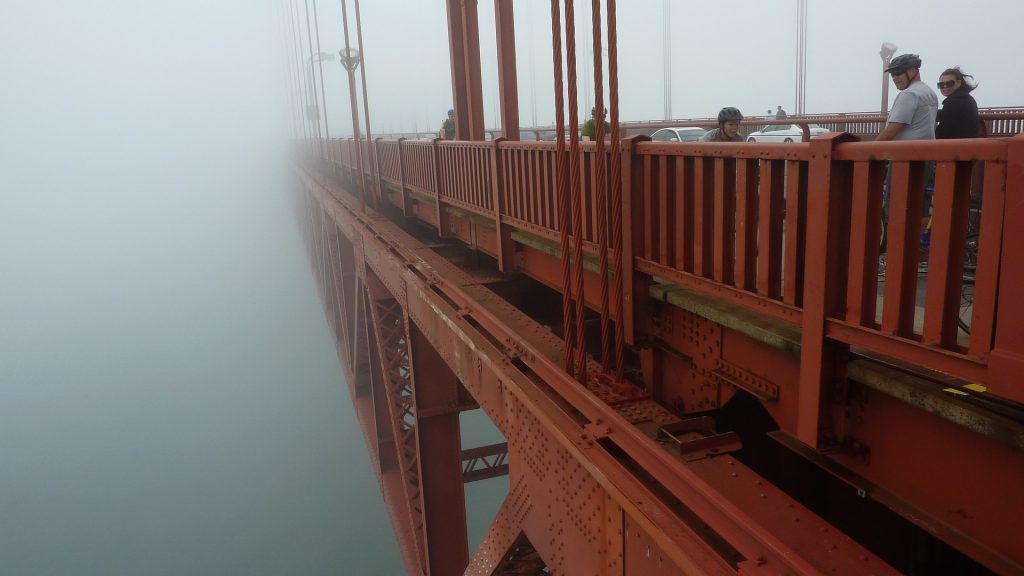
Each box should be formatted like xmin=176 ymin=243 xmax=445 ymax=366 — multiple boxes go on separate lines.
xmin=651 ymin=127 xmax=707 ymax=142
xmin=746 ymin=124 xmax=828 ymax=143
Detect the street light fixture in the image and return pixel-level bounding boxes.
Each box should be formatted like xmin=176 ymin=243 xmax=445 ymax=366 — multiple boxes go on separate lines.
xmin=339 ymin=48 xmax=361 ymax=72
xmin=305 ymin=52 xmax=336 ymax=121
xmin=879 ymin=41 xmax=898 ymax=114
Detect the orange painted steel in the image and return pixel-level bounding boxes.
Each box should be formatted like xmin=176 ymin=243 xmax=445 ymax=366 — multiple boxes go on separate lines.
xmin=353 ymin=135 xmax=1020 ymax=390
xmin=300 ymin=128 xmax=1024 ymax=575
xmin=297 ymin=159 xmax=905 ymax=575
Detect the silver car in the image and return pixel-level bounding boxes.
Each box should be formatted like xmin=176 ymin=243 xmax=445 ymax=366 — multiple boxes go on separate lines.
xmin=651 ymin=127 xmax=707 ymax=142
xmin=746 ymin=124 xmax=828 ymax=143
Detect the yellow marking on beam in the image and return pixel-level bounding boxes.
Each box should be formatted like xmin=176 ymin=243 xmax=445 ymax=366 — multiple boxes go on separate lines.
xmin=942 ymin=388 xmax=969 ymax=396
xmin=964 ymin=383 xmax=987 ymax=393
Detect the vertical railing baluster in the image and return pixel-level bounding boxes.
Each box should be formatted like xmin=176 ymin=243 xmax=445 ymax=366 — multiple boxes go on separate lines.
xmin=797 ymin=133 xmax=852 ymax=447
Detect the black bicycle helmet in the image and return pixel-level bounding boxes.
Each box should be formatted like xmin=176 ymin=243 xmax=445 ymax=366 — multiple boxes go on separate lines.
xmin=885 ymin=54 xmax=922 ymax=74
xmin=718 ymin=107 xmax=743 ymax=123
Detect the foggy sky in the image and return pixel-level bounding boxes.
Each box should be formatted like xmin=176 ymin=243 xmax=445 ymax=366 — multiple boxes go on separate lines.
xmin=297 ymin=0 xmax=1024 ymax=137
xmin=2 ymin=1 xmax=511 ymax=573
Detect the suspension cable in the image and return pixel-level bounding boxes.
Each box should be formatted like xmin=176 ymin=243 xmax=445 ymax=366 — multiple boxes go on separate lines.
xmin=302 ymin=0 xmax=323 ymax=157
xmin=278 ymin=1 xmax=299 ymax=142
xmin=565 ymin=0 xmax=587 ymax=382
xmin=354 ymin=0 xmax=378 ymax=207
xmin=591 ymin=0 xmax=610 ymax=372
xmin=312 ymin=0 xmax=333 ymax=166
xmin=340 ymin=0 xmax=367 ymax=211
xmin=607 ymin=0 xmax=625 ymax=379
xmin=289 ymin=0 xmax=311 ymax=149
xmin=550 ymin=0 xmax=574 ymax=376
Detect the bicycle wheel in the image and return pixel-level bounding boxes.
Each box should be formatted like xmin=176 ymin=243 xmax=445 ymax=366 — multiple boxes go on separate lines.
xmin=958 ymin=277 xmax=974 ymax=335
xmin=963 ymin=233 xmax=979 ymax=273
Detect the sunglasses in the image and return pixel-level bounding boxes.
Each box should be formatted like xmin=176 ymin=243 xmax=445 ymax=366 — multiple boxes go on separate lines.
xmin=937 ymin=80 xmax=957 ymax=89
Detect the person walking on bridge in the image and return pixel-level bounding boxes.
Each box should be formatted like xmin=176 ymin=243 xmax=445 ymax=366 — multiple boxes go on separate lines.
xmin=775 ymin=105 xmax=787 ymax=119
xmin=875 ymin=54 xmax=938 ymax=267
xmin=876 ymin=54 xmax=937 ymax=141
xmin=581 ymin=107 xmax=611 ymax=141
xmin=701 ymin=107 xmax=745 ymax=142
xmin=440 ymin=108 xmax=455 ymax=140
xmin=935 ymin=67 xmax=980 ymax=139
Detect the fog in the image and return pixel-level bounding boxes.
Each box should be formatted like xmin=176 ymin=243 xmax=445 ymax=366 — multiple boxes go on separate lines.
xmin=1 ymin=0 xmax=405 ymax=574
xmin=2 ymin=1 xmax=1018 ymax=574
xmin=305 ymin=0 xmax=1024 ymax=136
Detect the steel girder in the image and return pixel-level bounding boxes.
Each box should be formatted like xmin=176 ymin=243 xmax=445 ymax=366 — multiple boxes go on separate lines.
xmin=366 ymin=293 xmax=429 ymax=571
xmin=295 ymin=163 xmax=898 ymax=576
xmin=461 ymin=442 xmax=509 ymax=484
xmin=363 ymin=269 xmax=470 ymax=576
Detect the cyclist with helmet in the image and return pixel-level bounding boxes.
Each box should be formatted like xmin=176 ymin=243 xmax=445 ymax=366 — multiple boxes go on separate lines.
xmin=876 ymin=54 xmax=937 ymax=141
xmin=701 ymin=107 xmax=745 ymax=142
xmin=875 ymin=54 xmax=938 ymax=269
xmin=440 ymin=108 xmax=455 ymax=140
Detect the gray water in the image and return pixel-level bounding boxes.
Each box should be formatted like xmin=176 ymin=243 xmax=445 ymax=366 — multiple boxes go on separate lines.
xmin=0 ymin=136 xmax=399 ymax=574
xmin=0 ymin=145 xmax=505 ymax=575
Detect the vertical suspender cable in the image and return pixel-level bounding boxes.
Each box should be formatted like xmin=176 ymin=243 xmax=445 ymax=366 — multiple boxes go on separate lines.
xmin=591 ymin=0 xmax=610 ymax=372
xmin=607 ymin=0 xmax=625 ymax=379
xmin=565 ymin=0 xmax=587 ymax=381
xmin=551 ymin=0 xmax=574 ymax=375
xmin=340 ymin=0 xmax=367 ymax=211
xmin=354 ymin=0 xmax=377 ymax=206
xmin=280 ymin=1 xmax=297 ymax=141
xmin=278 ymin=1 xmax=299 ymax=142
xmin=290 ymin=0 xmax=311 ymax=150
xmin=288 ymin=1 xmax=305 ymax=144
xmin=302 ymin=0 xmax=324 ymax=157
xmin=312 ymin=0 xmax=333 ymax=166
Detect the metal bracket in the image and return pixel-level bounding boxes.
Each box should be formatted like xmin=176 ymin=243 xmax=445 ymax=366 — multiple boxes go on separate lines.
xmin=657 ymin=417 xmax=743 ymax=461
xmin=712 ymin=361 xmax=780 ymax=401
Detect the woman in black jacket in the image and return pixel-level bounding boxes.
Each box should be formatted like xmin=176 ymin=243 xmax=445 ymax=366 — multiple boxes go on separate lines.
xmin=935 ymin=67 xmax=980 ymax=139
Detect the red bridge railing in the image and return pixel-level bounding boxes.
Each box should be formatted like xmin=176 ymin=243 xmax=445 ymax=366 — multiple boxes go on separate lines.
xmin=375 ymin=107 xmax=1024 ymax=141
xmin=318 ymin=133 xmax=1024 ymax=403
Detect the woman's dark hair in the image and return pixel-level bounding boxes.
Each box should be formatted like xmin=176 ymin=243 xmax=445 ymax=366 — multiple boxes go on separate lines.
xmin=941 ymin=66 xmax=977 ymax=92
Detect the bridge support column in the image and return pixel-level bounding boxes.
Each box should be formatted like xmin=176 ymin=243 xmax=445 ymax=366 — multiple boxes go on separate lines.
xmin=494 ymin=0 xmax=519 ymax=140
xmin=445 ymin=0 xmax=485 ymax=140
xmin=409 ymin=322 xmax=470 ymax=576
xmin=989 ymin=133 xmax=1024 ymax=404
xmin=621 ymin=135 xmax=650 ymax=346
xmin=396 ymin=137 xmax=410 ymax=217
xmin=489 ymin=137 xmax=517 ymax=272
xmin=797 ymin=133 xmax=854 ymax=446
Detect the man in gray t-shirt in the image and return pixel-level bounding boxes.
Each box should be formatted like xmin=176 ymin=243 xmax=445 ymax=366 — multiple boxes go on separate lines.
xmin=876 ymin=54 xmax=938 ymax=141
xmin=875 ymin=54 xmax=938 ymax=260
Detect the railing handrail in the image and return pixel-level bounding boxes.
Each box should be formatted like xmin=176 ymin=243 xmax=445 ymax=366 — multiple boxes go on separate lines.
xmin=313 ymin=133 xmax=1020 ymax=403
xmin=369 ymin=106 xmax=1024 ymax=140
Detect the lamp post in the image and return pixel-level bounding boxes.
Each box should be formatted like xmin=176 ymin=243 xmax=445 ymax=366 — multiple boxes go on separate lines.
xmin=879 ymin=41 xmax=897 ymax=114
xmin=663 ymin=0 xmax=671 ymax=120
xmin=305 ymin=52 xmax=335 ymax=123
xmin=338 ymin=47 xmax=363 ymax=140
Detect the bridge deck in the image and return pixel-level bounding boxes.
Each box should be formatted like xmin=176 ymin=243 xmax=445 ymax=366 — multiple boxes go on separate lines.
xmin=295 ymin=131 xmax=1024 ymax=575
